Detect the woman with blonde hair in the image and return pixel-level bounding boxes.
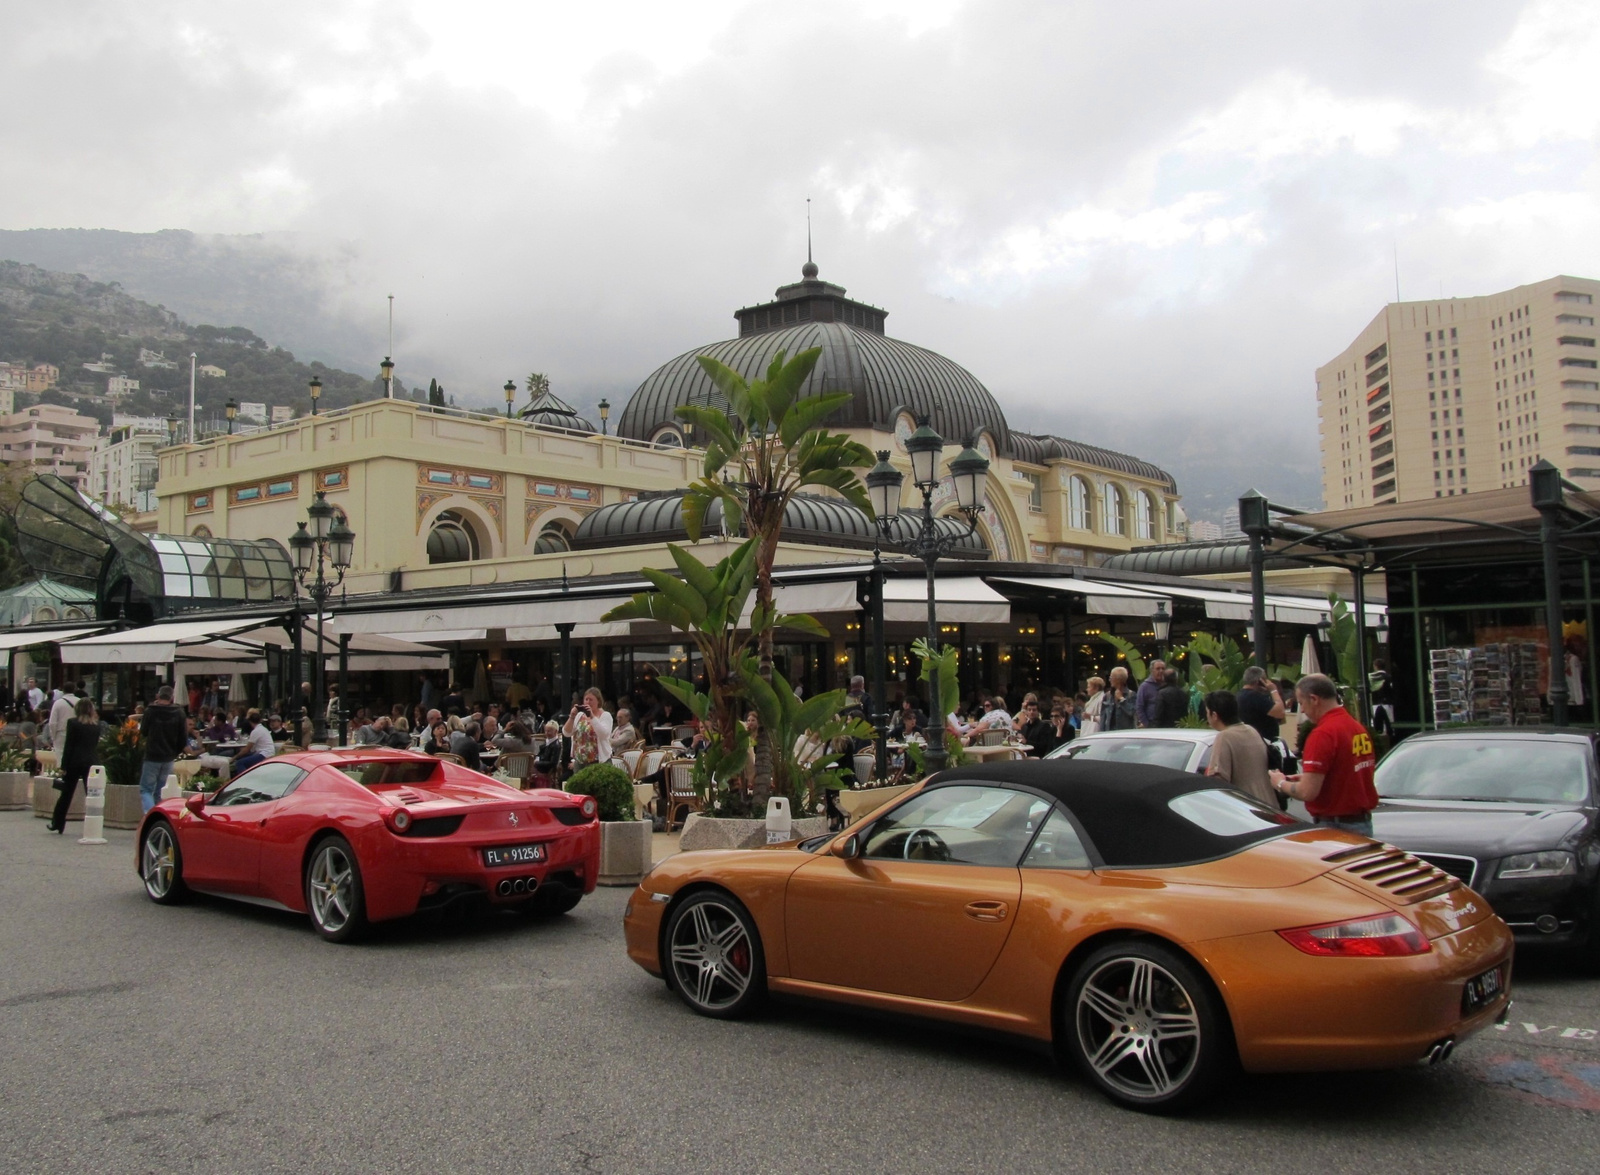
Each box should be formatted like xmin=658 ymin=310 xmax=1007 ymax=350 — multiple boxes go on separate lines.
xmin=562 ymin=687 xmax=613 ymax=771
xmin=1079 ymin=676 xmax=1107 ymax=736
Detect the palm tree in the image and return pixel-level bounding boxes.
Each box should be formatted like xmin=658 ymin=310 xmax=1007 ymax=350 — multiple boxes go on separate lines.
xmin=676 ymin=347 xmax=874 ymax=803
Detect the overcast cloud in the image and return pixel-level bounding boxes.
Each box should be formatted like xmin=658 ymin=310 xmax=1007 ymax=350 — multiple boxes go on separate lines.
xmin=5 ymin=0 xmax=1599 ymax=517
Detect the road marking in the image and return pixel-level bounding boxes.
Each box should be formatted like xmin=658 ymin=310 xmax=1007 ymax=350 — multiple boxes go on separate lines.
xmin=1494 ymin=1022 xmax=1599 ymax=1044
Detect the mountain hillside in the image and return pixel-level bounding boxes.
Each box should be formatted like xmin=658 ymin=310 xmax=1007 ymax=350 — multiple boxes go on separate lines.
xmin=0 ymin=261 xmax=402 ymax=426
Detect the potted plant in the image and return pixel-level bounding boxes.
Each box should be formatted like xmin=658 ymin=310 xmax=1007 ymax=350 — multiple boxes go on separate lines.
xmin=183 ymin=772 xmax=225 ymax=796
xmin=0 ymin=744 xmax=32 ymax=810
xmin=97 ymin=718 xmax=147 ymax=830
xmin=565 ymin=763 xmax=652 ymax=886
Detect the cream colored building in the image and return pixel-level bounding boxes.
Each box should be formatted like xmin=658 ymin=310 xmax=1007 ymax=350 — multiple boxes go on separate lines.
xmin=0 ymin=403 xmax=100 ymax=489
xmin=1318 ymin=274 xmax=1600 ymax=508
xmin=155 ymin=264 xmax=1186 ymax=593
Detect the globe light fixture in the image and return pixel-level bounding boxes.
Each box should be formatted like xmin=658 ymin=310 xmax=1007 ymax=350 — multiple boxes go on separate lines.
xmin=947 ymin=441 xmax=989 ymax=512
xmin=904 ymin=417 xmax=944 ymax=488
xmin=865 ymin=450 xmax=903 ymax=521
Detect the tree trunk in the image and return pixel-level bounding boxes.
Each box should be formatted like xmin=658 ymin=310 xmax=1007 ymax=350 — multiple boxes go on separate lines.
xmin=751 ymin=500 xmax=782 ymax=807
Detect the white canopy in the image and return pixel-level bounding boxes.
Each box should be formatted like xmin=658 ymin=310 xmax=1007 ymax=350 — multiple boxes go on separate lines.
xmin=0 ymin=625 xmax=107 ymax=652
xmin=59 ymin=615 xmax=276 ymax=664
xmin=989 ymin=576 xmax=1173 ymax=619
xmin=883 ymin=577 xmax=1010 ymax=625
xmin=327 ymin=588 xmax=650 ymax=639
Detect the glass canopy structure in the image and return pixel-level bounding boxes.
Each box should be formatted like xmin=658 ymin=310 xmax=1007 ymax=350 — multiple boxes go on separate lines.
xmin=13 ymin=475 xmax=295 ymax=622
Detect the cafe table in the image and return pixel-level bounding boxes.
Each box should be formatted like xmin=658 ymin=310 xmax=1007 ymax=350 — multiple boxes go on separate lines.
xmin=964 ymin=742 xmax=1030 ymax=762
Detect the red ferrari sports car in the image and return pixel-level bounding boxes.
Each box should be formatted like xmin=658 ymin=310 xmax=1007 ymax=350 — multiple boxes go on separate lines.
xmin=135 ymin=748 xmax=601 ymax=941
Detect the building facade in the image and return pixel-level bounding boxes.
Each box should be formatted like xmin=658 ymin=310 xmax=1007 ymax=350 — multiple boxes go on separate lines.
xmin=0 ymin=403 xmax=100 ymax=489
xmin=0 ymin=362 xmax=59 ymax=393
xmin=92 ymin=422 xmax=163 ymax=513
xmin=1317 ymin=274 xmax=1600 ymax=508
xmin=154 ymin=263 xmax=1187 ymax=593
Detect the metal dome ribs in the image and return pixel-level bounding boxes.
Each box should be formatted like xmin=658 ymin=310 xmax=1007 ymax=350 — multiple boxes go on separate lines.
xmin=616 ymin=320 xmax=1009 ymax=453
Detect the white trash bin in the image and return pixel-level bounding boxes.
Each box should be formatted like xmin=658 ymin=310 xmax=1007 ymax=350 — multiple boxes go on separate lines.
xmin=765 ymin=796 xmax=792 ymax=844
xmin=78 ymin=765 xmax=108 ymax=845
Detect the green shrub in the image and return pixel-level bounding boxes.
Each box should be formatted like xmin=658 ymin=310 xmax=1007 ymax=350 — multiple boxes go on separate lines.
xmin=564 ymin=763 xmax=636 ymax=822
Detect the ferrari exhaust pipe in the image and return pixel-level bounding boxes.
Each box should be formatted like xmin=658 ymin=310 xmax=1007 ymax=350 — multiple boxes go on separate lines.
xmin=524 ymin=877 xmax=539 ymax=894
xmin=1426 ymin=1037 xmax=1456 ymax=1065
xmin=497 ymin=880 xmax=513 ymax=896
xmin=512 ymin=878 xmax=527 ymax=894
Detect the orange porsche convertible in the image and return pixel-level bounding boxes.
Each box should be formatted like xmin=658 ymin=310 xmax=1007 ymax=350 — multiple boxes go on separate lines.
xmin=624 ymin=761 xmax=1514 ymax=1111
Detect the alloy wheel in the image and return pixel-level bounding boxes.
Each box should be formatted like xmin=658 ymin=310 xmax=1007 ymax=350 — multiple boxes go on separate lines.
xmin=142 ymin=824 xmax=176 ymax=899
xmin=1075 ymin=956 xmax=1202 ymax=1101
xmin=308 ymin=843 xmax=356 ymax=934
xmin=669 ymin=899 xmax=754 ymax=1013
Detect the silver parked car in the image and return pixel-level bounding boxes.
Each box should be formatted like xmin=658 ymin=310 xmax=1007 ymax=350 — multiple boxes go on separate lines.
xmin=1044 ymin=728 xmax=1217 ymax=773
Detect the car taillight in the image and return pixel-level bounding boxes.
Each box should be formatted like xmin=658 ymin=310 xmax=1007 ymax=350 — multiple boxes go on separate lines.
xmin=1279 ymin=913 xmax=1430 ymax=957
xmin=387 ymin=807 xmax=413 ymax=834
xmin=579 ymin=797 xmax=598 ymax=820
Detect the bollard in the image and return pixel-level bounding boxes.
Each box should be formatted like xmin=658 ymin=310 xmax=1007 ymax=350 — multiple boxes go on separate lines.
xmin=78 ymin=765 xmax=108 ymax=845
xmin=765 ymin=796 xmax=792 ymax=845
xmin=161 ymin=773 xmax=182 ymax=802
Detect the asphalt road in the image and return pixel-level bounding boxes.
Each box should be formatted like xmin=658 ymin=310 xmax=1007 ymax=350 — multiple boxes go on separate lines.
xmin=1 ymin=810 xmax=1596 ymax=1175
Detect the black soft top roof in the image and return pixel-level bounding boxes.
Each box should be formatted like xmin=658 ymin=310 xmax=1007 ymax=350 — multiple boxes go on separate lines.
xmin=932 ymin=760 xmax=1300 ymax=869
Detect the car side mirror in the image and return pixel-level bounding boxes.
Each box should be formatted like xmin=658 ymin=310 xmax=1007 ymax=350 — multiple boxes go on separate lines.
xmin=831 ymin=833 xmax=861 ymax=859
xmin=184 ymin=792 xmax=207 ymax=815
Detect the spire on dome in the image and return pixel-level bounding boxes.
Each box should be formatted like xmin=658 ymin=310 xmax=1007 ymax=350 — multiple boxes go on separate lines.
xmin=802 ymin=197 xmax=818 ymax=279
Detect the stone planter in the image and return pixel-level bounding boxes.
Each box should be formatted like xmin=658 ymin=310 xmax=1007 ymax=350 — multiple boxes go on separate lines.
xmin=33 ymin=776 xmax=83 ymax=822
xmin=598 ymin=819 xmax=653 ymax=886
xmin=0 ymin=770 xmax=32 ymax=811
xmin=679 ymin=814 xmax=831 ymax=852
xmin=104 ymin=783 xmax=144 ymax=831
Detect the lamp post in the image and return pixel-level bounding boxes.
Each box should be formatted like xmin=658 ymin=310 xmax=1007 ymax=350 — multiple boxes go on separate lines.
xmin=1151 ymin=600 xmax=1172 ymax=659
xmin=289 ymin=491 xmax=356 ymax=746
xmin=598 ymin=398 xmax=610 ymax=436
xmin=867 ymin=420 xmax=990 ymax=776
xmin=225 ymin=398 xmax=238 ymax=435
xmin=1530 ymin=459 xmax=1569 ymax=726
xmin=503 ymin=380 xmax=515 ymax=419
xmin=1239 ymin=489 xmax=1271 ymax=668
xmin=380 ymin=356 xmax=394 ymax=400
xmin=308 ymin=375 xmax=322 ymax=417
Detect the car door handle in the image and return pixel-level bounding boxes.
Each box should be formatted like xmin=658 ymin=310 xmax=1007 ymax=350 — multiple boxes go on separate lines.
xmin=964 ymin=900 xmax=1009 ymax=922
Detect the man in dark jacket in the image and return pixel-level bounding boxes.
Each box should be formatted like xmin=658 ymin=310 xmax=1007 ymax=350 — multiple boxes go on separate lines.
xmin=1153 ymin=669 xmax=1189 ymax=728
xmin=139 ymin=685 xmax=188 ymax=813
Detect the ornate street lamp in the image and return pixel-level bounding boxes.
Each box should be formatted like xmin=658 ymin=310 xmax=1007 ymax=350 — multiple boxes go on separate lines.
xmin=504 ymin=380 xmax=516 ymax=419
xmin=308 ymin=375 xmax=322 ymax=416
xmin=288 ymin=491 xmax=356 ymax=746
xmin=1375 ymin=612 xmax=1389 ymax=644
xmin=870 ymin=419 xmax=989 ymax=775
xmin=598 ymin=398 xmax=610 ymax=436
xmin=225 ymin=398 xmax=238 ymax=435
xmin=380 ymin=356 xmax=394 ymax=400
xmin=1151 ymin=600 xmax=1172 ymax=653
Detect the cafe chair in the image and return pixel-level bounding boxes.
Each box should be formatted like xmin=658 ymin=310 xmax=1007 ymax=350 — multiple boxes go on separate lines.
xmin=976 ymin=728 xmax=1006 ymax=747
xmin=499 ymin=752 xmax=535 ymax=788
xmin=664 ymin=759 xmax=701 ymax=832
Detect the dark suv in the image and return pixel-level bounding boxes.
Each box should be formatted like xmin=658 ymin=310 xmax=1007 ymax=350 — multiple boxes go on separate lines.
xmin=1372 ymin=728 xmax=1600 ymax=963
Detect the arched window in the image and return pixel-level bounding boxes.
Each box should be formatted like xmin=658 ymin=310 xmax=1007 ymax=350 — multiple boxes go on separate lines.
xmin=1068 ymin=476 xmax=1091 ymax=530
xmin=427 ymin=509 xmax=480 ymax=564
xmin=1103 ymin=484 xmax=1126 ymax=537
xmin=1135 ymin=491 xmax=1154 ymax=540
xmin=533 ymin=520 xmax=572 ymax=554
xmin=651 ymin=426 xmax=684 ymax=449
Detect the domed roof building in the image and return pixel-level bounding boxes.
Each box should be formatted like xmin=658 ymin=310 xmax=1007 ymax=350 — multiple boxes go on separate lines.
xmin=520 ymin=387 xmax=596 ymax=434
xmin=618 ymin=265 xmax=1008 ymax=453
xmin=605 ymin=261 xmax=1184 ymax=566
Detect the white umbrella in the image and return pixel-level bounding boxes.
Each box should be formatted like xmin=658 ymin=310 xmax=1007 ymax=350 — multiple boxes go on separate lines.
xmin=1301 ymin=634 xmax=1321 ymax=676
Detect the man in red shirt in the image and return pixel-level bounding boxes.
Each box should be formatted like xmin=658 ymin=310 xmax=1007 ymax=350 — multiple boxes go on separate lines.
xmin=1268 ymin=673 xmax=1378 ymax=836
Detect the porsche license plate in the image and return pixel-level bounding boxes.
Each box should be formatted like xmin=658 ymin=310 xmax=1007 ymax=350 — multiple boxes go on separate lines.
xmin=1462 ymin=964 xmax=1504 ymax=1014
xmin=482 ymin=843 xmax=546 ymax=868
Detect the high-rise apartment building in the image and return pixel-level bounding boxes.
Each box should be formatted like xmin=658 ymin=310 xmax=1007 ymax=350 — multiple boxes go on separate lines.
xmin=1317 ymin=275 xmax=1600 ymax=507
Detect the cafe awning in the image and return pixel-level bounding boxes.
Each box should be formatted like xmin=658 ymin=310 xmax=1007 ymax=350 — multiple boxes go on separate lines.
xmin=58 ymin=615 xmax=278 ymax=664
xmin=989 ymin=577 xmax=1172 ymax=619
xmin=0 ymin=625 xmax=108 ymax=651
xmin=883 ymin=578 xmax=1010 ymax=625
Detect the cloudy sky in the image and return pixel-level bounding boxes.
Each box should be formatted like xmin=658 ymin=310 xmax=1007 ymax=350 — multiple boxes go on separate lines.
xmin=6 ymin=0 xmax=1599 ymax=517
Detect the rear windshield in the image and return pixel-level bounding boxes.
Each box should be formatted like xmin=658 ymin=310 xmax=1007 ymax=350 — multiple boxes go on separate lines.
xmin=1169 ymin=789 xmax=1298 ymax=836
xmin=1377 ymin=739 xmax=1590 ymax=804
xmin=1057 ymin=737 xmax=1196 ymax=771
xmin=332 ymin=761 xmax=441 ymax=787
